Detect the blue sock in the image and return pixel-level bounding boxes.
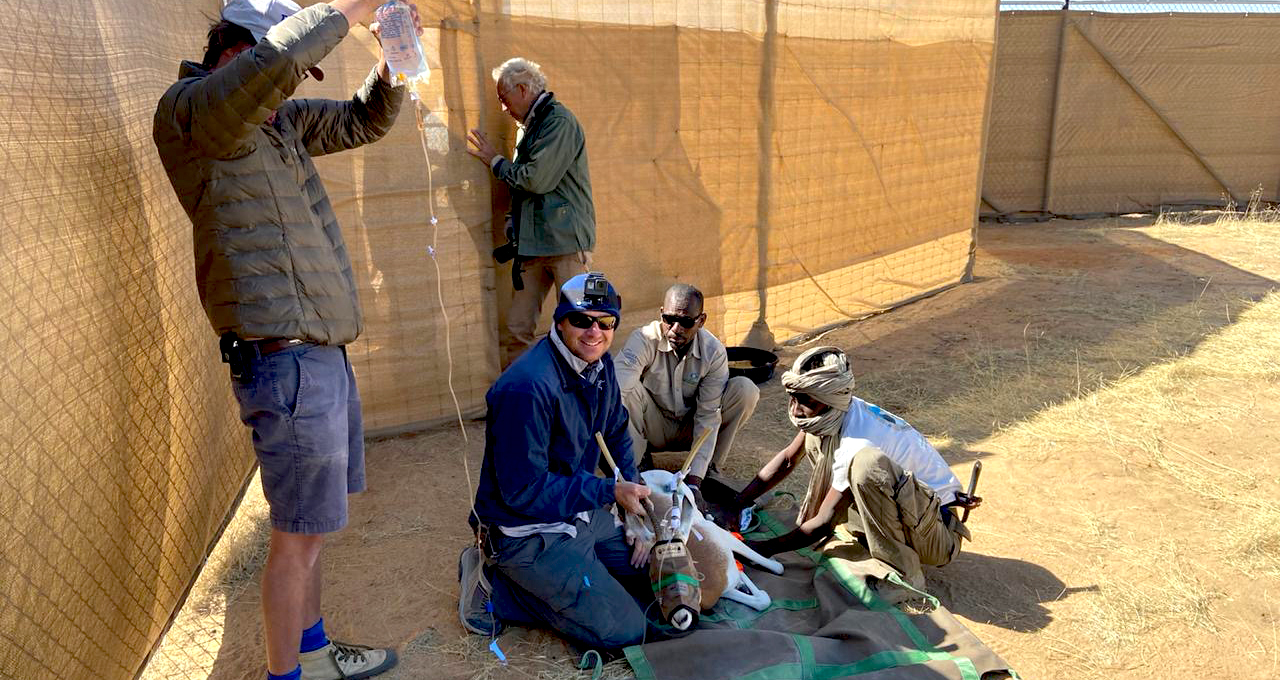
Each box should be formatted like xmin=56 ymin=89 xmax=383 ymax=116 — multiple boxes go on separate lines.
xmin=267 ymin=666 xmax=301 ymax=680
xmin=299 ymin=618 xmax=329 ymax=654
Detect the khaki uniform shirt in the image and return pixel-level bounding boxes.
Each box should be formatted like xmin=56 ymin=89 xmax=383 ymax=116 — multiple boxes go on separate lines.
xmin=614 ymin=320 xmax=730 ymax=465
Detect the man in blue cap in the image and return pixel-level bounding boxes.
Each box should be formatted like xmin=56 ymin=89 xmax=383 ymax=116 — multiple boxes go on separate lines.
xmin=458 ymin=272 xmax=656 ymax=650
xmin=153 ymin=1 xmax=418 ymax=679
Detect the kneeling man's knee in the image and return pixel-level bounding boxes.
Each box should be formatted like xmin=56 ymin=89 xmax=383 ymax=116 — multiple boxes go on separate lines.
xmin=591 ymin=605 xmax=646 ymax=649
xmin=848 ymin=447 xmax=895 ymax=491
xmin=724 ymin=375 xmax=760 ymax=413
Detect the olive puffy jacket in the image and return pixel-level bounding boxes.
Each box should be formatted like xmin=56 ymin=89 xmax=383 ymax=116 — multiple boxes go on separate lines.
xmin=493 ymin=94 xmax=596 ymax=258
xmin=153 ymin=4 xmax=402 ymax=345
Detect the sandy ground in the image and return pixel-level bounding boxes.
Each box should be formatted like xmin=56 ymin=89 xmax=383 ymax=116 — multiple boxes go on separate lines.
xmin=144 ymin=214 xmax=1280 ymax=679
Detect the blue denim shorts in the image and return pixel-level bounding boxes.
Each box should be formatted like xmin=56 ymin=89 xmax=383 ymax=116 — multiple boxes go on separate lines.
xmin=231 ymin=343 xmax=365 ymax=534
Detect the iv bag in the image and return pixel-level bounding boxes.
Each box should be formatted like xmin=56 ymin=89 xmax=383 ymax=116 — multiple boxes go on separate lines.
xmin=375 ymin=1 xmax=429 ymax=92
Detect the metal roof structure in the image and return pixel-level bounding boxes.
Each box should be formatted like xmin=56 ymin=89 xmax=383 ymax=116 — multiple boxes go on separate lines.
xmin=1001 ymin=1 xmax=1280 ymax=11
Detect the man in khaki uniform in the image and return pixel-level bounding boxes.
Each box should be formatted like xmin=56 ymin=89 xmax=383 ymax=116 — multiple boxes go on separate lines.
xmin=614 ymin=284 xmax=759 ymax=502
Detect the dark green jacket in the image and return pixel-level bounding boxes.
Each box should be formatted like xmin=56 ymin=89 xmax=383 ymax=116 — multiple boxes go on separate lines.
xmin=153 ymin=4 xmax=403 ymax=345
xmin=494 ymin=94 xmax=596 ymax=257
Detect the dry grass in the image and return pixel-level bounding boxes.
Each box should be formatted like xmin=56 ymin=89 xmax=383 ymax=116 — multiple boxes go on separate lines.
xmin=197 ymin=486 xmax=272 ymax=607
xmin=1155 ymin=188 xmax=1280 ymax=272
xmin=1156 ymin=187 xmax=1280 ymax=230
xmin=1229 ymin=513 xmax=1280 ymax=578
xmin=979 ymin=287 xmax=1278 ymax=663
xmin=386 ymin=631 xmax=635 ymax=680
xmin=843 ymin=209 xmax=1278 ymax=677
xmin=1065 ymin=553 xmax=1223 ymax=673
xmin=139 ymin=486 xmax=270 ymax=680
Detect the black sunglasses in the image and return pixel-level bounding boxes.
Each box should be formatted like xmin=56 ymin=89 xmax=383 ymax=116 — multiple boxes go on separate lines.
xmin=565 ymin=312 xmax=618 ymax=331
xmin=661 ymin=313 xmax=701 ymax=329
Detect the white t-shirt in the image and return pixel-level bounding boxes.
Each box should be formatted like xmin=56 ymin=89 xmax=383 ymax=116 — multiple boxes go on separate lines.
xmin=829 ymin=396 xmax=962 ymax=505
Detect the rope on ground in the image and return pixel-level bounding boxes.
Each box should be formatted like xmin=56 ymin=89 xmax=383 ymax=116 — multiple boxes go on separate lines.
xmin=885 ymin=571 xmax=940 ymax=612
xmin=578 ymin=649 xmax=604 ymax=680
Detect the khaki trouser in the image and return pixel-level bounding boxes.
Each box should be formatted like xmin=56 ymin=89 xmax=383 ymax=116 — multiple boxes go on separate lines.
xmin=846 ymin=448 xmax=967 ymax=589
xmin=622 ymin=376 xmax=760 ymax=478
xmin=503 ymin=251 xmax=592 ymax=367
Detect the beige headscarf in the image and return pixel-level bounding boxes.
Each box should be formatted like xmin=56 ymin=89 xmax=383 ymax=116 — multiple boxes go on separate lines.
xmin=781 ymin=346 xmax=855 ymax=524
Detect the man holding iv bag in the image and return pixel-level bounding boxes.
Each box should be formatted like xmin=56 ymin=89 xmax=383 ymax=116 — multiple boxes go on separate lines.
xmin=154 ymin=1 xmax=421 ymax=678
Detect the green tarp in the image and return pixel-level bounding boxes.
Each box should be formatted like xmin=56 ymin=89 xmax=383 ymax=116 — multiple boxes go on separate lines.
xmin=624 ymin=511 xmax=1015 ymax=680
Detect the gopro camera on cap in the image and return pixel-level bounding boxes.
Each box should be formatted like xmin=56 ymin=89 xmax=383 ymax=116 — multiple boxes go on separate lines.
xmin=583 ymin=271 xmax=609 ymax=303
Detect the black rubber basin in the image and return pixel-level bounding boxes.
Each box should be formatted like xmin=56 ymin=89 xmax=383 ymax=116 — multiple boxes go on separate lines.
xmin=726 ymin=346 xmax=779 ymax=384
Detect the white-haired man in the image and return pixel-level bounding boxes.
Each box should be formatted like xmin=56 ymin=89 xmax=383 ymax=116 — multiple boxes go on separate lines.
xmin=467 ymin=57 xmax=596 ymax=366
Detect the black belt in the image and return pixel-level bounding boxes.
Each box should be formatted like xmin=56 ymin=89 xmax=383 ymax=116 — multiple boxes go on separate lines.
xmin=246 ymin=337 xmax=307 ymax=355
xmin=220 ymin=334 xmax=310 ymax=384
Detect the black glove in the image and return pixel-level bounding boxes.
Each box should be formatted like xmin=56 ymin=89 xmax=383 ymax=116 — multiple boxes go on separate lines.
xmin=745 ymin=526 xmax=833 ymax=558
xmin=688 ymin=484 xmax=710 ymax=517
xmin=704 ymin=499 xmax=745 ymax=531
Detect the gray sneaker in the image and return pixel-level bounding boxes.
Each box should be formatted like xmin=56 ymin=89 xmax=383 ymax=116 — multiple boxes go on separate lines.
xmin=299 ymin=640 xmax=396 ymax=680
xmin=458 ymin=545 xmax=502 ymax=636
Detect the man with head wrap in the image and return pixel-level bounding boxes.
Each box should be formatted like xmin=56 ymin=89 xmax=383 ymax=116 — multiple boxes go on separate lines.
xmin=724 ymin=347 xmax=978 ymax=591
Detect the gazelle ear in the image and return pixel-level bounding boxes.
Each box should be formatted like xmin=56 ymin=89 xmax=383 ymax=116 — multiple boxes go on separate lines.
xmin=641 ymin=468 xmax=676 ymax=492
xmin=675 ymin=486 xmax=698 ymax=535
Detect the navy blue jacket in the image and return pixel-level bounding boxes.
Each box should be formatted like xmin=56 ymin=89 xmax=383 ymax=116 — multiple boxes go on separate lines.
xmin=472 ymin=335 xmax=637 ymax=528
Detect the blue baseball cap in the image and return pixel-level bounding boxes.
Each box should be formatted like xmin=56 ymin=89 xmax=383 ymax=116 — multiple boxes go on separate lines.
xmin=553 ymin=272 xmax=622 ymax=322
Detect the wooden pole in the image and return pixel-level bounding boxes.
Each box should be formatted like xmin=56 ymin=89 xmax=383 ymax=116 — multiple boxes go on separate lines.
xmin=678 ymin=428 xmax=716 ymax=478
xmin=594 ymin=432 xmax=619 ymax=476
